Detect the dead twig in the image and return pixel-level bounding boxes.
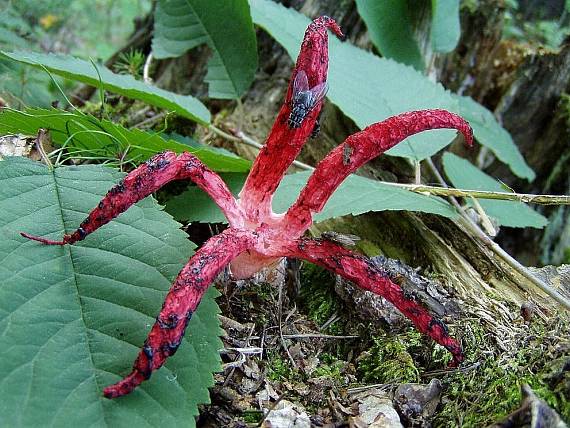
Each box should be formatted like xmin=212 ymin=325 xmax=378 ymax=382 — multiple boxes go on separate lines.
xmin=210 ymin=123 xmax=570 ymax=206
xmin=35 ymin=129 xmax=53 ymax=170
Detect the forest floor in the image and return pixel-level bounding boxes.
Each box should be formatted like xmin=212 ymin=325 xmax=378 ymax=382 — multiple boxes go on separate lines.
xmin=195 ymin=254 xmax=570 ymax=427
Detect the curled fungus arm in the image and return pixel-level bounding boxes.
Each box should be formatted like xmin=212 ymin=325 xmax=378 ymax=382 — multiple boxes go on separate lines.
xmin=283 ymin=110 xmax=473 ymax=236
xmin=103 ymin=228 xmax=256 ymax=398
xmin=282 ymin=237 xmax=464 ymax=365
xmin=238 ymin=16 xmax=344 ymax=221
xmin=21 ymin=151 xmax=243 ymax=245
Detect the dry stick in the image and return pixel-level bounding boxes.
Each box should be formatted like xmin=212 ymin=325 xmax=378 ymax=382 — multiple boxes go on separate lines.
xmin=277 ymin=275 xmax=297 ymax=368
xmin=133 ymin=111 xmax=167 ymax=129
xmin=257 ymin=394 xmax=286 ymax=428
xmin=208 ymin=125 xmax=313 ymax=170
xmin=347 ymin=383 xmax=394 ymax=394
xmin=469 ymin=195 xmax=497 ymax=237
xmin=247 ymin=333 xmax=359 ymax=340
xmin=208 ymin=125 xmax=570 ymax=206
xmin=35 ymin=129 xmax=53 ymax=170
xmin=223 ymin=324 xmax=257 ymax=386
xmin=425 ymin=158 xmax=570 ymax=311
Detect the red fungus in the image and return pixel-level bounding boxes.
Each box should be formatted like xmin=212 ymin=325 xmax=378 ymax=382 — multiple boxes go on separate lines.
xmin=22 ymin=16 xmax=472 ymax=399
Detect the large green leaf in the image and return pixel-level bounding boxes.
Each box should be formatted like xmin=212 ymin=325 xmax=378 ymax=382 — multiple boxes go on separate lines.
xmin=249 ymin=0 xmax=534 ymax=180
xmin=355 ymin=0 xmax=425 ymax=71
xmin=276 ymin=171 xmax=457 ymax=222
xmin=1 ymin=50 xmax=211 ymax=124
xmin=166 ymin=171 xmax=457 ymax=223
xmin=431 ymin=0 xmax=461 ymax=53
xmin=0 ymin=108 xmax=251 ymax=172
xmin=453 ymin=95 xmax=536 ymax=181
xmin=153 ymin=0 xmax=258 ymax=99
xmin=0 ymin=157 xmax=222 ymax=426
xmin=442 ymin=153 xmax=547 ymax=228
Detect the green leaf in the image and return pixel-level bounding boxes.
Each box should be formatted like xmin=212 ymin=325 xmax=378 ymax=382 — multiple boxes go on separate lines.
xmin=153 ymin=0 xmax=258 ymax=99
xmin=0 ymin=108 xmax=251 ymax=172
xmin=355 ymin=0 xmax=425 ymax=71
xmin=442 ymin=153 xmax=547 ymax=228
xmin=167 ymin=172 xmax=246 ymax=223
xmin=431 ymin=0 xmax=461 ymax=53
xmin=454 ymin=94 xmax=535 ymax=180
xmin=1 ymin=50 xmax=211 ymax=124
xmin=275 ymin=172 xmax=457 ymax=222
xmin=0 ymin=61 xmax=58 ymax=108
xmin=0 ymin=157 xmax=222 ymax=425
xmin=249 ymin=0 xmax=534 ymax=178
xmin=166 ymin=171 xmax=457 ymax=223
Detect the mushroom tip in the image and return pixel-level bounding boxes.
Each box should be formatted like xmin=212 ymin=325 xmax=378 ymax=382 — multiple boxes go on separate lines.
xmin=312 ymin=15 xmax=345 ymax=40
xmin=20 ymin=232 xmax=66 ymax=245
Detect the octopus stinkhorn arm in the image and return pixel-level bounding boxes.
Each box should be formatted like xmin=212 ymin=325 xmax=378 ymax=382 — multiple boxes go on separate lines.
xmin=103 ymin=228 xmax=256 ymax=398
xmin=21 ymin=151 xmax=244 ymax=245
xmin=282 ymin=237 xmax=464 ymax=365
xmin=283 ymin=110 xmax=474 ymax=236
xmin=20 ymin=15 xmax=472 ymax=400
xmin=238 ymin=16 xmax=344 ymax=222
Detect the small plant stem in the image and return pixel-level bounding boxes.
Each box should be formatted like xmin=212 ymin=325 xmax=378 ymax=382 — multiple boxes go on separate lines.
xmin=469 ymin=196 xmax=497 ymax=237
xmin=208 ymin=124 xmax=314 ymax=170
xmin=426 ymin=158 xmax=570 ymax=311
xmin=35 ymin=129 xmax=53 ymax=171
xmin=143 ymin=53 xmax=153 ymax=84
xmin=383 ymin=184 xmax=570 ymax=206
xmin=88 ymin=58 xmax=106 ymax=119
xmin=414 ymin=160 xmax=422 ymax=184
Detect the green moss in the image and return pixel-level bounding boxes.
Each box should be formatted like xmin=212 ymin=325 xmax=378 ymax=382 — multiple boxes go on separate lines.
xmin=266 ymin=353 xmax=297 ymax=382
xmin=312 ymin=353 xmax=345 ymax=381
xmin=357 ymin=330 xmax=421 ymax=384
xmin=299 ymin=263 xmax=342 ymax=333
xmin=241 ymin=410 xmax=263 ymax=424
xmin=434 ymin=319 xmax=570 ymax=427
xmin=250 ymin=281 xmax=273 ymax=301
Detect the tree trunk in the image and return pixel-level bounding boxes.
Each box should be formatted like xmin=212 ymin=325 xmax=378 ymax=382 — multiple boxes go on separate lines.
xmin=437 ymin=2 xmax=570 ymax=266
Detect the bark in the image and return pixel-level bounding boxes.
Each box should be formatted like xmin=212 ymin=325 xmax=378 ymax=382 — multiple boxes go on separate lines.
xmin=437 ymin=2 xmax=570 ymax=266
xmin=491 ymin=45 xmax=570 ymax=265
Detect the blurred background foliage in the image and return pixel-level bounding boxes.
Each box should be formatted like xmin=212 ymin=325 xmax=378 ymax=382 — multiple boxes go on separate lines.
xmin=503 ymin=0 xmax=570 ymax=47
xmin=0 ymin=0 xmax=151 ymax=107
